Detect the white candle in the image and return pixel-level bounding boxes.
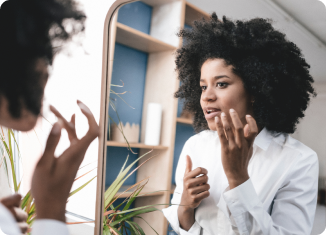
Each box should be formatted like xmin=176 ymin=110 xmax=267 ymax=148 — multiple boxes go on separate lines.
xmin=144 ymin=103 xmax=162 ymax=146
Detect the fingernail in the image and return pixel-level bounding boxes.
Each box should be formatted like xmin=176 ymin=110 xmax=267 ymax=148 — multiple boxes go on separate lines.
xmin=229 ymin=109 xmax=235 ymax=113
xmin=221 ymin=112 xmax=226 ymax=117
xmin=52 ymin=123 xmax=61 ymax=135
xmin=78 ymin=102 xmax=91 ymax=114
xmin=58 ymin=118 xmax=64 ymax=127
xmin=246 ymin=115 xmax=251 ymax=118
xmin=215 ymin=116 xmax=219 ymax=123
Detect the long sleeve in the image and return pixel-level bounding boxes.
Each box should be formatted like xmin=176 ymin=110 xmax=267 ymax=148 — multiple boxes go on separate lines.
xmin=0 ymin=203 xmax=21 ymax=235
xmin=162 ymin=139 xmax=203 ymax=235
xmin=31 ymin=219 xmax=69 ymax=235
xmin=217 ymin=152 xmax=319 ymax=235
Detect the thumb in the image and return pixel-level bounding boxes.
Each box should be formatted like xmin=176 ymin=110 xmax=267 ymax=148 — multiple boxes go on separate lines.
xmin=40 ymin=122 xmax=62 ymax=165
xmin=185 ymin=155 xmax=193 ymax=174
xmin=0 ymin=194 xmax=21 ymax=208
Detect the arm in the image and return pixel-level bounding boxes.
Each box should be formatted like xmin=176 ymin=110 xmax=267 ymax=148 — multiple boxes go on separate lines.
xmin=163 ymin=141 xmax=207 ymax=235
xmin=217 ymin=153 xmax=318 ymax=235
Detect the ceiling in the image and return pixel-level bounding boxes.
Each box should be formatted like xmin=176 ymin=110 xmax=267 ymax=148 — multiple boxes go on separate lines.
xmin=187 ymin=0 xmax=326 ymax=82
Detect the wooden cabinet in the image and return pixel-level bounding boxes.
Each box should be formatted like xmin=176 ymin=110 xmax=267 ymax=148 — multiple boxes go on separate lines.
xmin=104 ymin=1 xmax=209 ymax=234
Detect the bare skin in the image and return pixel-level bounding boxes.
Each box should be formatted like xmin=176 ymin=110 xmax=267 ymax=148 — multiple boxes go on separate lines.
xmin=178 ymin=58 xmax=259 ymax=231
xmin=31 ymin=100 xmax=99 ymax=222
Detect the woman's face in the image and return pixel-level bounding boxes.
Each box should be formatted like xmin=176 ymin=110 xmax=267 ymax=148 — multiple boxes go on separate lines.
xmin=200 ymin=58 xmax=253 ymax=131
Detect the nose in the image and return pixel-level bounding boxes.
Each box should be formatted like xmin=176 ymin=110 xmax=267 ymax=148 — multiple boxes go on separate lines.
xmin=201 ymin=85 xmax=217 ymax=102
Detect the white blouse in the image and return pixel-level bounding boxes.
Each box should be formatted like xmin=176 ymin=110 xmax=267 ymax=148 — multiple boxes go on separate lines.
xmin=0 ymin=203 xmax=69 ymax=235
xmin=163 ymin=128 xmax=319 ymax=235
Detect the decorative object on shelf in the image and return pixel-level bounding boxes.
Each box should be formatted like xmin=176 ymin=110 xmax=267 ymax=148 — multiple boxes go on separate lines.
xmin=110 ymin=122 xmax=140 ymax=143
xmin=144 ymin=103 xmax=162 ymax=146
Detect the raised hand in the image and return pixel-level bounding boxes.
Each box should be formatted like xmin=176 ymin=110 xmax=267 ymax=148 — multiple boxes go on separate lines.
xmin=0 ymin=194 xmax=28 ymax=234
xmin=31 ymin=100 xmax=99 ymax=222
xmin=215 ymin=109 xmax=258 ymax=189
xmin=178 ymin=155 xmax=210 ymax=231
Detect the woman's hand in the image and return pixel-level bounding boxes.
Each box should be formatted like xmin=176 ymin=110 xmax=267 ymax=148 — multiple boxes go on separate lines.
xmin=178 ymin=155 xmax=210 ymax=231
xmin=215 ymin=109 xmax=258 ymax=189
xmin=0 ymin=194 xmax=28 ymax=234
xmin=31 ymin=100 xmax=99 ymax=222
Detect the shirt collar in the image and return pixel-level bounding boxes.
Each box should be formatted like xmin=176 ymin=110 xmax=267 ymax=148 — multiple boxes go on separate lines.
xmin=253 ymin=127 xmax=274 ymax=151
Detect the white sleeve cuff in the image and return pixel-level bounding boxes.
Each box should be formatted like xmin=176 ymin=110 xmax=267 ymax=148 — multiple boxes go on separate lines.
xmin=162 ymin=206 xmax=201 ymax=235
xmin=31 ymin=219 xmax=69 ymax=235
xmin=223 ymin=178 xmax=260 ymax=217
xmin=180 ymin=221 xmax=201 ymax=235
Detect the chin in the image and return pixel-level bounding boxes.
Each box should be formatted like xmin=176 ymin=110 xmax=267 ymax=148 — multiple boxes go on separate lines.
xmin=1 ymin=115 xmax=38 ymax=132
xmin=207 ymin=120 xmax=217 ymax=131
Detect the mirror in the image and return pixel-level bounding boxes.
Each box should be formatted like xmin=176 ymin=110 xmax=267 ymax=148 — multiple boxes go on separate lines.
xmin=102 ymin=0 xmax=326 ymax=235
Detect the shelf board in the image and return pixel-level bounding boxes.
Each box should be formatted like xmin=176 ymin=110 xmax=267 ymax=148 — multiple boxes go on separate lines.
xmin=116 ymin=185 xmax=166 ymax=198
xmin=107 ymin=141 xmax=168 ymax=150
xmin=176 ymin=117 xmax=193 ymax=125
xmin=116 ymin=22 xmax=177 ymax=53
xmin=185 ymin=2 xmax=210 ymax=26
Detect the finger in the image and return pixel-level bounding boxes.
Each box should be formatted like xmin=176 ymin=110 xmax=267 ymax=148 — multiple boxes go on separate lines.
xmin=185 ymin=167 xmax=208 ymax=179
xmin=189 ymin=184 xmax=210 ymax=195
xmin=186 ymin=174 xmax=209 ymax=188
xmin=229 ymin=109 xmax=244 ymax=146
xmin=245 ymin=115 xmax=259 ymax=145
xmin=221 ymin=112 xmax=236 ymax=147
xmin=215 ymin=115 xmax=228 ymax=147
xmin=185 ymin=155 xmax=192 ymax=174
xmin=13 ymin=207 xmax=28 ymax=222
xmin=194 ymin=190 xmax=210 ymax=202
xmin=17 ymin=222 xmax=29 ymax=233
xmin=40 ymin=122 xmax=62 ymax=166
xmin=77 ymin=100 xmax=99 ymax=143
xmin=0 ymin=194 xmax=21 ymax=208
xmin=50 ymin=105 xmax=77 ymax=142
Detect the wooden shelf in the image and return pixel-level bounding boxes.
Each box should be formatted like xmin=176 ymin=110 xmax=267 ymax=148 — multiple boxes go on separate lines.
xmin=176 ymin=117 xmax=193 ymax=125
xmin=116 ymin=22 xmax=177 ymax=53
xmin=107 ymin=141 xmax=169 ymax=150
xmin=185 ymin=2 xmax=210 ymax=26
xmin=116 ymin=185 xmax=166 ymax=198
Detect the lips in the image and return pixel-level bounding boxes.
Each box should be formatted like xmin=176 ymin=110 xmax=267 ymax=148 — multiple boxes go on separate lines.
xmin=204 ymin=107 xmax=221 ymax=120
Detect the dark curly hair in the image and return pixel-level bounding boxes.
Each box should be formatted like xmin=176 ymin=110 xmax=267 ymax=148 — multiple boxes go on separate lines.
xmin=175 ymin=13 xmax=316 ymax=134
xmin=0 ymin=0 xmax=86 ymax=118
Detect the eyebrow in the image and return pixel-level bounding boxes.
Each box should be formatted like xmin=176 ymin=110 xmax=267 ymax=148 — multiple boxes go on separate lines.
xmin=200 ymin=75 xmax=230 ymax=82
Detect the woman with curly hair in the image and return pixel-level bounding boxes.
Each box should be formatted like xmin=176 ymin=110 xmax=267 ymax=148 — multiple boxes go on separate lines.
xmin=0 ymin=0 xmax=99 ymax=234
xmin=163 ymin=13 xmax=318 ymax=235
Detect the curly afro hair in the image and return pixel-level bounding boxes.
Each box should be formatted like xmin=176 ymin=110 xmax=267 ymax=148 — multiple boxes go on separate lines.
xmin=175 ymin=13 xmax=316 ymax=134
xmin=0 ymin=0 xmax=86 ymax=118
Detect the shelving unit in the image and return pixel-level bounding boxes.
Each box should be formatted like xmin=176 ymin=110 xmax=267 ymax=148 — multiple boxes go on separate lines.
xmin=103 ymin=1 xmax=210 ymax=234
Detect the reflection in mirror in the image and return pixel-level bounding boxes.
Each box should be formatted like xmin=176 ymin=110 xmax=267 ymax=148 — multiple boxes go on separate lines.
xmin=103 ymin=0 xmax=208 ymax=234
xmin=103 ymin=0 xmax=326 ymax=235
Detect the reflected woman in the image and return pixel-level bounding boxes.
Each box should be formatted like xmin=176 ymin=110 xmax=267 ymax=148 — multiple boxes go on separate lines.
xmin=163 ymin=13 xmax=318 ymax=234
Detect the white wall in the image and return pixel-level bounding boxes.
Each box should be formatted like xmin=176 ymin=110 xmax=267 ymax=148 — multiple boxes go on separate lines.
xmin=0 ymin=0 xmax=116 ymax=221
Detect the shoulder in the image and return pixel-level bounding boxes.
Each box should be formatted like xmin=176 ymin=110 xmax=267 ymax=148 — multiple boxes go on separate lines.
xmin=272 ymin=133 xmax=318 ymax=170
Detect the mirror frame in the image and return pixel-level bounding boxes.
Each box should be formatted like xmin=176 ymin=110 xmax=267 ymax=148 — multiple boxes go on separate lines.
xmin=95 ymin=0 xmax=137 ymax=234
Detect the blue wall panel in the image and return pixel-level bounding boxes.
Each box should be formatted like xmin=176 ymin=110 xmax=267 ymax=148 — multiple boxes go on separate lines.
xmin=171 ymin=124 xmax=195 ymax=185
xmin=108 ymin=43 xmax=148 ymax=141
xmin=105 ymin=146 xmax=139 ymax=187
xmin=118 ymin=1 xmax=152 ymax=34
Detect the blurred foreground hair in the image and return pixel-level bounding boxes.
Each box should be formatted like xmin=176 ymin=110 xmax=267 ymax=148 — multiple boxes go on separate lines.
xmin=0 ymin=0 xmax=86 ymax=117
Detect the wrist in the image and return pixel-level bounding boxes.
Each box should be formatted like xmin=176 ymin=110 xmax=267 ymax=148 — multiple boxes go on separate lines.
xmin=227 ymin=174 xmax=249 ymax=189
xmin=35 ymin=202 xmax=66 ymax=222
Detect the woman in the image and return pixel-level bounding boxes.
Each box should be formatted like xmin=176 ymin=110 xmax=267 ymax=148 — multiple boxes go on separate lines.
xmin=163 ymin=13 xmax=318 ymax=234
xmin=0 ymin=0 xmax=99 ymax=234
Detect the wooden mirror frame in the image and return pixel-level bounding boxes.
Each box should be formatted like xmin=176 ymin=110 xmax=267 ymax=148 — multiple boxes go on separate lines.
xmin=95 ymin=1 xmax=136 ymax=234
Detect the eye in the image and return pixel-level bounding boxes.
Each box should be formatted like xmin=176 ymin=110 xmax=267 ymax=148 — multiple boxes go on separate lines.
xmin=217 ymin=82 xmax=228 ymax=88
xmin=201 ymin=85 xmax=207 ymax=91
